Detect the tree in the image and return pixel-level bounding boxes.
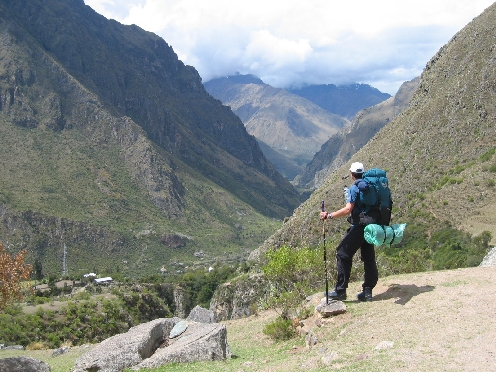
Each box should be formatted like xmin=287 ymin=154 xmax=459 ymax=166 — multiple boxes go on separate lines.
xmin=33 ymin=258 xmax=44 ymax=280
xmin=0 ymin=242 xmax=33 ymax=311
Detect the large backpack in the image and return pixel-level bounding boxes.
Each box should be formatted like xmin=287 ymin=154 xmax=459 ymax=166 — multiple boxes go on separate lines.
xmin=355 ymin=168 xmax=392 ymax=225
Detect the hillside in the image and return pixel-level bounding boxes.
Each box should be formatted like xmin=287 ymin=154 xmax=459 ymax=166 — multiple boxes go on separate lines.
xmin=204 ymin=75 xmax=349 ymax=180
xmin=0 ymin=0 xmax=302 ymax=277
xmin=252 ymin=2 xmax=496 ymax=259
xmin=289 ymin=83 xmax=391 ymax=120
xmin=2 ymin=265 xmax=495 ymax=371
xmin=293 ymin=77 xmax=420 ymax=190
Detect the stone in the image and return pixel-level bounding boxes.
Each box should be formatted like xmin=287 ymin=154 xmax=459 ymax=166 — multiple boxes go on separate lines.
xmin=1 ymin=345 xmax=24 ymax=350
xmin=73 ymin=317 xmax=231 ymax=372
xmin=315 ymin=298 xmax=347 ymax=317
xmin=52 ymin=346 xmax=71 ymax=357
xmin=0 ymin=356 xmax=51 ymax=372
xmin=375 ymin=341 xmax=394 ymax=350
xmin=131 ymin=321 xmax=231 ymax=370
xmin=73 ymin=318 xmax=180 ymax=372
xmin=321 ymin=352 xmax=338 ymax=366
xmin=186 ymin=305 xmax=215 ymax=323
xmin=169 ymin=320 xmax=188 ymax=338
xmin=480 ymin=247 xmax=496 ymax=267
xmin=305 ymin=331 xmax=319 ymax=348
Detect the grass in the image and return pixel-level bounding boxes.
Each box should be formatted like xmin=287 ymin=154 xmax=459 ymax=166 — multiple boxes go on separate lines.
xmin=2 ymin=267 xmax=496 ymax=372
xmin=0 ymin=346 xmax=94 ymax=372
xmin=0 ymin=118 xmax=282 ymax=277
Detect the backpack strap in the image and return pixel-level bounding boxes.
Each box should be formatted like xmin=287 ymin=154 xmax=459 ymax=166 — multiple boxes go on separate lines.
xmin=381 ymin=225 xmax=388 ymax=245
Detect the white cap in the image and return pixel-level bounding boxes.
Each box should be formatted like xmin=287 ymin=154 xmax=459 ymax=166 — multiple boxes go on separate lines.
xmin=350 ymin=162 xmax=364 ymax=173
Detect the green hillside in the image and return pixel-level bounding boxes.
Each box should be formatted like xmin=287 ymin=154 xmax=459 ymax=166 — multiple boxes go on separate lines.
xmin=0 ymin=0 xmax=299 ymax=278
xmin=253 ymin=2 xmax=496 ymax=260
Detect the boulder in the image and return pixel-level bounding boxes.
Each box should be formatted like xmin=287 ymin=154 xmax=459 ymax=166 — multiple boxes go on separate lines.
xmin=131 ymin=321 xmax=231 ymax=370
xmin=0 ymin=356 xmax=51 ymax=372
xmin=73 ymin=314 xmax=231 ymax=372
xmin=186 ymin=305 xmax=215 ymax=323
xmin=73 ymin=317 xmax=180 ymax=372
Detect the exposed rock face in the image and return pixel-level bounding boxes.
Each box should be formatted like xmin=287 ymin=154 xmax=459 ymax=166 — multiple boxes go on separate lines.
xmin=479 ymin=247 xmax=496 ymax=267
xmin=204 ymin=74 xmax=349 ymax=179
xmin=0 ymin=356 xmax=51 ymax=372
xmin=73 ymin=315 xmax=231 ymax=372
xmin=209 ymin=273 xmax=268 ymax=321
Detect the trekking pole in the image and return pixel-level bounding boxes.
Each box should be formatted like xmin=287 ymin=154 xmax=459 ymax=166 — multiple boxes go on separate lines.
xmin=322 ymin=200 xmax=329 ymax=304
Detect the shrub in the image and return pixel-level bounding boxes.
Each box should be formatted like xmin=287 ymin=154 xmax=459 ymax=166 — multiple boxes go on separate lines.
xmin=480 ymin=147 xmax=495 ymax=162
xmin=263 ymin=245 xmax=322 ymax=319
xmin=26 ymin=342 xmax=45 ymax=350
xmin=262 ymin=316 xmax=296 ymax=341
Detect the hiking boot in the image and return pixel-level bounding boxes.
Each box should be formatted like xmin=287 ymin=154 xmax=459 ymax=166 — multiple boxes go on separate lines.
xmin=326 ymin=290 xmax=347 ymax=301
xmin=357 ymin=287 xmax=373 ymax=302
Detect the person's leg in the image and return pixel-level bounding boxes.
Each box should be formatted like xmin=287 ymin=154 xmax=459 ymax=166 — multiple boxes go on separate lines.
xmin=360 ymin=242 xmax=378 ymax=289
xmin=334 ymin=226 xmax=363 ymax=293
xmin=357 ymin=241 xmax=378 ymax=301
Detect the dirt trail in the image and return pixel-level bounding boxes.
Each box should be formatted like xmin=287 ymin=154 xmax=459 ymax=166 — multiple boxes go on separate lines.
xmin=226 ymin=266 xmax=496 ymax=371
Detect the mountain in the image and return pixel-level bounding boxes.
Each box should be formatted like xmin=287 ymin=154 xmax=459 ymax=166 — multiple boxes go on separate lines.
xmin=288 ymin=83 xmax=391 ymax=120
xmin=204 ymin=75 xmax=349 ymax=180
xmin=293 ymin=77 xmax=420 ymax=190
xmin=0 ymin=0 xmax=303 ymax=277
xmin=252 ymin=2 xmax=496 ymax=259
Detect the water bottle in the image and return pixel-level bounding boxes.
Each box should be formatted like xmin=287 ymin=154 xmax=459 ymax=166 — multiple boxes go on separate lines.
xmin=343 ymin=186 xmax=350 ymax=203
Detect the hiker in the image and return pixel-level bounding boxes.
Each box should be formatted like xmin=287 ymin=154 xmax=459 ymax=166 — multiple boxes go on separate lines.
xmin=320 ymin=162 xmax=378 ymax=302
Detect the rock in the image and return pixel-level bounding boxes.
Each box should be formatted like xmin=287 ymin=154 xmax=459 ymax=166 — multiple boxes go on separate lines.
xmin=131 ymin=322 xmax=231 ymax=370
xmin=169 ymin=320 xmax=188 ymax=338
xmin=0 ymin=356 xmax=51 ymax=372
xmin=375 ymin=341 xmax=394 ymax=350
xmin=52 ymin=346 xmax=71 ymax=357
xmin=1 ymin=345 xmax=25 ymax=350
xmin=321 ymin=351 xmax=338 ymax=366
xmin=187 ymin=305 xmax=215 ymax=323
xmin=305 ymin=331 xmax=319 ymax=348
xmin=315 ymin=298 xmax=347 ymax=317
xmin=480 ymin=247 xmax=496 ymax=267
xmin=73 ymin=317 xmax=231 ymax=372
xmin=209 ymin=273 xmax=268 ymax=321
xmin=73 ymin=318 xmax=180 ymax=372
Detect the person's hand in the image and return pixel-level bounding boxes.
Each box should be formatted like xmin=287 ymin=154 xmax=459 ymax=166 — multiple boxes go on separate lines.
xmin=320 ymin=211 xmax=328 ymax=220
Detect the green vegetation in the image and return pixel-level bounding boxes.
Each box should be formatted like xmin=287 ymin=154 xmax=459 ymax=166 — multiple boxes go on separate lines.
xmin=262 ymin=316 xmax=297 ymax=341
xmin=262 ymin=245 xmax=322 ymax=319
xmin=0 ymin=263 xmax=242 ymax=348
xmin=259 ymin=225 xmax=491 ymax=341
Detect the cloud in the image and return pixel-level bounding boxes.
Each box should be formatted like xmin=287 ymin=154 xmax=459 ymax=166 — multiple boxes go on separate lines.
xmin=84 ymin=0 xmax=495 ymax=94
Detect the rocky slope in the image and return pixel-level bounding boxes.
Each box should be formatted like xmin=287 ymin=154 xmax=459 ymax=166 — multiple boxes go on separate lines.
xmin=204 ymin=75 xmax=349 ymax=179
xmin=293 ymin=77 xmax=420 ymax=189
xmin=252 ymin=2 xmax=496 ymax=259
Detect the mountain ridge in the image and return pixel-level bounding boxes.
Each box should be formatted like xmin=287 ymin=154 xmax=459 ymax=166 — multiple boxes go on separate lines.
xmin=0 ymin=0 xmax=301 ymax=277
xmin=252 ymin=2 xmax=496 ymax=259
xmin=293 ymin=77 xmax=420 ymax=190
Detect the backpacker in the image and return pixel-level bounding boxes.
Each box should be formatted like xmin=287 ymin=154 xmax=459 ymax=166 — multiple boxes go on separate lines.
xmin=354 ymin=168 xmax=392 ymax=226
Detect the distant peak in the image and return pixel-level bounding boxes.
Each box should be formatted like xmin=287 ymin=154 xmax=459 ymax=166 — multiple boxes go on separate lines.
xmin=207 ymin=74 xmax=264 ymax=85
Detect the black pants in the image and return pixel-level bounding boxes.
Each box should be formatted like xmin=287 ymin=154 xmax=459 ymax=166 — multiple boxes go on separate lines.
xmin=334 ymin=224 xmax=378 ymax=293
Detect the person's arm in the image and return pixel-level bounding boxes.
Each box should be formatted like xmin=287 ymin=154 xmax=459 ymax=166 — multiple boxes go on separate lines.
xmin=320 ymin=202 xmax=354 ymax=220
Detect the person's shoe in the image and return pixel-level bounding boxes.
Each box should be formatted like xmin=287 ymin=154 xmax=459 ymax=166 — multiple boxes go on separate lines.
xmin=357 ymin=287 xmax=373 ymax=302
xmin=326 ymin=290 xmax=347 ymax=301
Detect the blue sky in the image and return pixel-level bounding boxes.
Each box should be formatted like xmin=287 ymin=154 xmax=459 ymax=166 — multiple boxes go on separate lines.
xmin=84 ymin=0 xmax=494 ymax=95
